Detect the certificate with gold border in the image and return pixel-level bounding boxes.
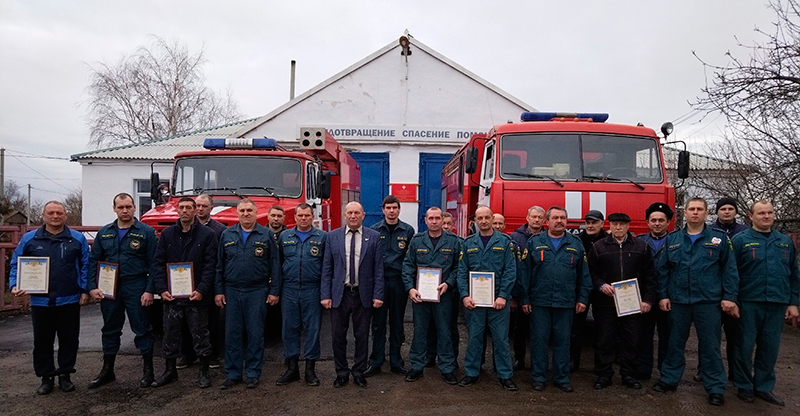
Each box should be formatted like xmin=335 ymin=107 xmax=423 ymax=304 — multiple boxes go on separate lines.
xmin=469 ymin=271 xmax=495 ymax=307
xmin=97 ymin=262 xmax=119 ymax=300
xmin=167 ymin=262 xmax=194 ymax=298
xmin=17 ymin=257 xmax=49 ymax=294
xmin=417 ymin=267 xmax=442 ymax=302
xmin=612 ymin=278 xmax=642 ymax=317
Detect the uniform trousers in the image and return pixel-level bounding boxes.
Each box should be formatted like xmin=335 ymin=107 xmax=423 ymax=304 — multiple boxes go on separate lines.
xmin=31 ymin=303 xmax=80 ymax=377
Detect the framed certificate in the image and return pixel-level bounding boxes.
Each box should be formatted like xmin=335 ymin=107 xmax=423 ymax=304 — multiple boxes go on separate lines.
xmin=167 ymin=262 xmax=194 ymax=298
xmin=17 ymin=256 xmax=49 ymax=294
xmin=417 ymin=267 xmax=442 ymax=302
xmin=612 ymin=278 xmax=642 ymax=317
xmin=97 ymin=262 xmax=119 ymax=300
xmin=469 ymin=271 xmax=495 ymax=307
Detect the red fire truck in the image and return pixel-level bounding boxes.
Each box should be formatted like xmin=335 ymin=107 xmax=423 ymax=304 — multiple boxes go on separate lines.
xmin=442 ymin=112 xmax=688 ymax=236
xmin=141 ymin=127 xmax=360 ymax=232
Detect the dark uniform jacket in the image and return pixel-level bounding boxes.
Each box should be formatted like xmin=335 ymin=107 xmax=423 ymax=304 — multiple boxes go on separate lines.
xmin=457 ymin=231 xmax=516 ymax=301
xmin=216 ymin=223 xmax=280 ymax=295
xmin=402 ymin=230 xmax=461 ymax=294
xmin=522 ymin=231 xmax=592 ymax=308
xmin=278 ymin=227 xmax=327 ymax=291
xmin=371 ymin=219 xmax=415 ymax=280
xmin=731 ymin=227 xmax=800 ymax=306
xmin=202 ymin=218 xmax=228 ymax=241
xmin=656 ymin=224 xmax=738 ymax=305
xmin=587 ymin=232 xmax=657 ymax=307
xmin=637 ymin=233 xmax=669 ymax=263
xmin=152 ymin=218 xmax=218 ymax=305
xmin=88 ymin=218 xmax=157 ymax=292
xmin=711 ymin=219 xmax=749 ymax=238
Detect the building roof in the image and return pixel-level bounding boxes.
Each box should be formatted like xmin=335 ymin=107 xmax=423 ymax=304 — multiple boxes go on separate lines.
xmin=70 ymin=118 xmax=260 ymax=161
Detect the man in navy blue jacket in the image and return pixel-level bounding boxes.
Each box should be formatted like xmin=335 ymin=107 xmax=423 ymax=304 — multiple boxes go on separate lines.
xmin=10 ymin=201 xmax=90 ymax=395
xmin=151 ymin=197 xmax=218 ymax=388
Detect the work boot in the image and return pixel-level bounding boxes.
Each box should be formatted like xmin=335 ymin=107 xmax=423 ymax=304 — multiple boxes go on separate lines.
xmin=58 ymin=374 xmax=75 ymax=392
xmin=197 ymin=356 xmax=211 ymax=388
xmin=36 ymin=376 xmax=54 ymax=395
xmin=276 ymin=356 xmax=300 ymax=386
xmin=152 ymin=359 xmax=178 ymax=387
xmin=140 ymin=353 xmax=155 ymax=388
xmin=304 ymin=359 xmax=320 ymax=386
xmin=88 ymin=355 xmax=116 ymax=389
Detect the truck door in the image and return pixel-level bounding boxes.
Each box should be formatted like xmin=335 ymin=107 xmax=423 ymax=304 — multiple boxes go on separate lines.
xmin=478 ymin=139 xmax=496 ymax=207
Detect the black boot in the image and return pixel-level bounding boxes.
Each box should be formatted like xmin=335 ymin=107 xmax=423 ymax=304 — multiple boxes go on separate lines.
xmin=152 ymin=359 xmax=178 ymax=387
xmin=140 ymin=353 xmax=155 ymax=388
xmin=37 ymin=376 xmax=54 ymax=395
xmin=88 ymin=355 xmax=116 ymax=389
xmin=198 ymin=356 xmax=211 ymax=388
xmin=275 ymin=356 xmax=300 ymax=386
xmin=305 ymin=359 xmax=320 ymax=386
xmin=58 ymin=374 xmax=75 ymax=392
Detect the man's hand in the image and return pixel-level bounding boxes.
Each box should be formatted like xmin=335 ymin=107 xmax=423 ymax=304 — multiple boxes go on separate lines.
xmin=786 ymin=305 xmax=799 ymax=327
xmin=641 ymin=302 xmax=651 ymax=314
xmin=463 ymin=296 xmax=476 ymax=309
xmin=90 ymin=288 xmax=104 ymax=300
xmin=660 ymin=299 xmax=671 ymax=312
xmin=215 ymin=294 xmax=226 ymax=308
xmin=575 ymin=302 xmax=586 ymax=314
xmin=161 ymin=291 xmax=174 ymax=302
xmin=522 ymin=304 xmax=532 ymax=314
xmin=80 ymin=293 xmax=90 ymax=306
xmin=321 ymin=299 xmax=332 ymax=309
xmin=141 ymin=292 xmax=154 ymax=306
xmin=189 ymin=291 xmax=203 ymax=301
xmin=437 ymin=283 xmax=448 ymax=295
xmin=11 ymin=286 xmax=26 ymax=297
xmin=409 ymin=289 xmax=422 ymax=303
xmin=600 ymin=284 xmax=615 ymax=297
xmin=373 ymin=299 xmax=383 ymax=308
xmin=721 ymin=300 xmax=739 ymax=318
xmin=493 ymin=297 xmax=507 ymax=310
xmin=267 ymin=295 xmax=279 ymax=305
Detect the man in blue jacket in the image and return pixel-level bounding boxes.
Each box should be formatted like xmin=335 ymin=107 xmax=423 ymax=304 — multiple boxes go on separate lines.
xmin=10 ymin=201 xmax=90 ymax=395
xmin=215 ymin=199 xmax=280 ymax=389
xmin=731 ymin=200 xmax=799 ymax=406
xmin=652 ymin=197 xmax=739 ymax=406
xmin=151 ymin=197 xmax=218 ymax=388
xmin=275 ymin=203 xmax=327 ymax=386
xmin=87 ymin=193 xmax=158 ymax=389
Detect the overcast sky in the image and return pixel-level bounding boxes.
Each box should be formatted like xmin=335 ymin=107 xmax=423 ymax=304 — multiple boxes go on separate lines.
xmin=0 ymin=0 xmax=779 ymax=204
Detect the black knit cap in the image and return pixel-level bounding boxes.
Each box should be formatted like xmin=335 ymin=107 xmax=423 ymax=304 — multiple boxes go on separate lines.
xmin=607 ymin=212 xmax=631 ymax=223
xmin=716 ymin=197 xmax=738 ymax=214
xmin=645 ymin=202 xmax=674 ymax=220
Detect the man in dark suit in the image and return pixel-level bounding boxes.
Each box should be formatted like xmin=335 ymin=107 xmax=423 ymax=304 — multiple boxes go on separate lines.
xmin=321 ymin=201 xmax=384 ymax=388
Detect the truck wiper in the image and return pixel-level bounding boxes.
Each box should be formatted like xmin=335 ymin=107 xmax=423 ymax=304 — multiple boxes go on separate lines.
xmin=195 ymin=187 xmax=245 ymax=199
xmin=505 ymin=172 xmax=564 ymax=187
xmin=240 ymin=186 xmax=280 ymax=200
xmin=583 ymin=175 xmax=644 ymax=190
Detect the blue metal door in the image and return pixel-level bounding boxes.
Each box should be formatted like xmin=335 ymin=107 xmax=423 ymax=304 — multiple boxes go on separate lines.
xmin=418 ymin=153 xmax=452 ymax=231
xmin=350 ymin=152 xmax=389 ymax=227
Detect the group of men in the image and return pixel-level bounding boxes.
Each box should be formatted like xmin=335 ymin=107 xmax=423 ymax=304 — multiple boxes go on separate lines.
xmin=8 ymin=194 xmax=798 ymax=408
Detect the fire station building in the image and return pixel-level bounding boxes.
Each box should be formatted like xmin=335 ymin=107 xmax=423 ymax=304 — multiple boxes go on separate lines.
xmin=73 ymin=36 xmax=533 ymax=229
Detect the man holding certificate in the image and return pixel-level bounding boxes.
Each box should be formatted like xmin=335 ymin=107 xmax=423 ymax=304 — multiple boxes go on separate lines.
xmin=586 ymin=212 xmax=656 ymax=391
xmin=456 ymin=206 xmax=517 ymax=391
xmin=87 ymin=193 xmax=158 ymax=389
xmin=9 ymin=201 xmax=90 ymax=395
xmin=216 ymin=199 xmax=281 ymax=389
xmin=521 ymin=206 xmax=591 ymax=393
xmin=402 ymin=207 xmax=461 ymax=384
xmin=151 ymin=197 xmax=218 ymax=388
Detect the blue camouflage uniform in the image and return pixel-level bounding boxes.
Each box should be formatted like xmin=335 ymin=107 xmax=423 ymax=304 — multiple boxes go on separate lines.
xmin=278 ymin=227 xmax=327 ymax=361
xmin=369 ymin=219 xmax=415 ymax=370
xmin=88 ymin=218 xmax=158 ymax=356
xmin=216 ymin=223 xmax=281 ymax=381
xmin=731 ymin=227 xmax=800 ymax=394
xmin=457 ymin=231 xmax=516 ymax=379
xmin=657 ymin=225 xmax=738 ymax=395
xmin=402 ymin=230 xmax=461 ymax=374
xmin=635 ymin=232 xmax=670 ymax=378
xmin=522 ymin=231 xmax=591 ymax=385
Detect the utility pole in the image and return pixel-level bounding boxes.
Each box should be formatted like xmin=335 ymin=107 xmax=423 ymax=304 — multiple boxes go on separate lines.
xmin=27 ymin=184 xmax=31 ymax=226
xmin=0 ymin=148 xmax=5 ymax=197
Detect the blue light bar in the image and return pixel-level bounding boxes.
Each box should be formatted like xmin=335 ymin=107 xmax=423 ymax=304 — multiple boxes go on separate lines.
xmin=203 ymin=138 xmax=277 ymax=150
xmin=521 ymin=112 xmax=609 ymax=123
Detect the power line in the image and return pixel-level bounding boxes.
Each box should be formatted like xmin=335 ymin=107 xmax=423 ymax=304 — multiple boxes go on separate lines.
xmin=5 ymin=149 xmax=70 ymax=160
xmin=7 ymin=175 xmax=81 ymax=181
xmin=30 ymin=186 xmax=70 ymax=196
xmin=8 ymin=154 xmax=73 ymax=192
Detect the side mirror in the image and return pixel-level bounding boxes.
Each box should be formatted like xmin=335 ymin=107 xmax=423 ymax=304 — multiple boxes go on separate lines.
xmin=465 ymin=147 xmax=478 ymax=174
xmin=150 ymin=173 xmax=162 ymax=205
xmin=677 ymin=150 xmax=690 ymax=179
xmin=318 ymin=170 xmax=332 ymax=199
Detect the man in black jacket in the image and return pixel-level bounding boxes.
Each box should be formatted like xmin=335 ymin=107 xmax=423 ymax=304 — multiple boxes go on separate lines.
xmin=587 ymin=212 xmax=656 ymax=390
xmin=151 ymin=197 xmax=218 ymax=388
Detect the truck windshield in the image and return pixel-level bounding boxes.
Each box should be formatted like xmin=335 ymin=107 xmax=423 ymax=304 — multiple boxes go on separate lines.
xmin=499 ymin=133 xmax=663 ymax=183
xmin=173 ymin=156 xmax=303 ymax=198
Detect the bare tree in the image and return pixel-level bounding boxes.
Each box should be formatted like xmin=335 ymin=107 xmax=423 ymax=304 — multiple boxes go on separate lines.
xmin=86 ymin=36 xmax=240 ymax=149
xmin=63 ymin=189 xmax=82 ymax=226
xmin=692 ymin=0 xmax=800 ymax=231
